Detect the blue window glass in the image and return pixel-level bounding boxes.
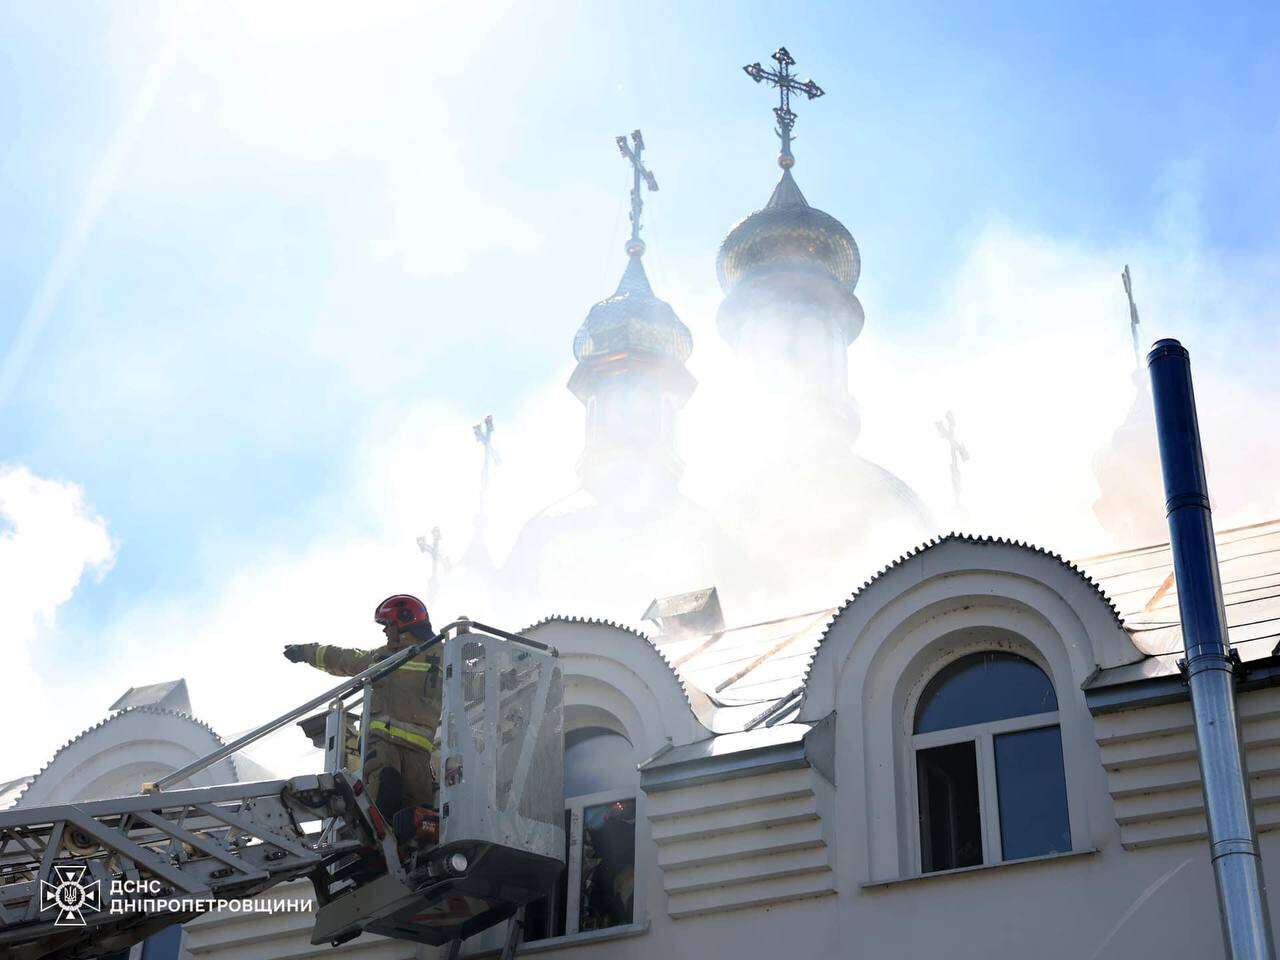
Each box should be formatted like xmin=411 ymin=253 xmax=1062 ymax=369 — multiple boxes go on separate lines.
xmin=914 ymin=652 xmax=1057 ymax=734
xmin=995 ymin=726 xmax=1072 ymax=860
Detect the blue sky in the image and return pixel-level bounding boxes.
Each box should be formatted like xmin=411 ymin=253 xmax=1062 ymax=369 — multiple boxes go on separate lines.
xmin=2 ymin=1 xmax=1279 ymax=780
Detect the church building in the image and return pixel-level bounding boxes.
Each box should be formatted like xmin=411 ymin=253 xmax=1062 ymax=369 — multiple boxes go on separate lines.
xmin=7 ymin=46 xmax=1279 ymax=960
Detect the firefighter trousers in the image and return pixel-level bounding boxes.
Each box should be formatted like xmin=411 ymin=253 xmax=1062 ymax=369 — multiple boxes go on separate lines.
xmin=364 ymin=734 xmax=437 ymax=818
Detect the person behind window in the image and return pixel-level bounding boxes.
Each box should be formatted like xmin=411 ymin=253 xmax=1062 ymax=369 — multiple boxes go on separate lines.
xmin=582 ymin=799 xmax=636 ymax=928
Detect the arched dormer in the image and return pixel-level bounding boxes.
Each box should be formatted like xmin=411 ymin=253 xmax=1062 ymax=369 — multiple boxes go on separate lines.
xmin=795 ymin=535 xmax=1142 ymax=884
xmin=15 ymin=707 xmax=239 ymax=809
xmin=522 ymin=617 xmax=712 ymax=752
xmin=800 ymin=534 xmax=1139 ymax=721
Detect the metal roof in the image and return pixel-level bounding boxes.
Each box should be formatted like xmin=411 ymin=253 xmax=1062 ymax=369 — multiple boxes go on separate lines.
xmin=1079 ymin=517 xmax=1280 ymax=686
xmin=651 ymin=518 xmax=1280 ymax=727
xmin=652 ymin=607 xmax=834 ymax=709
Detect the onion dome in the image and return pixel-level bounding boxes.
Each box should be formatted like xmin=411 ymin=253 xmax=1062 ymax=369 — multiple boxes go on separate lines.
xmin=716 ymin=168 xmax=865 ymax=346
xmin=567 ymin=245 xmax=697 ymax=496
xmin=572 ymin=253 xmax=693 ymax=369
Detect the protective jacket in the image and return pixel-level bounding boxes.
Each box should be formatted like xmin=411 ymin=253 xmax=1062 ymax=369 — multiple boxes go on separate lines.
xmin=294 ymin=642 xmax=442 ymax=755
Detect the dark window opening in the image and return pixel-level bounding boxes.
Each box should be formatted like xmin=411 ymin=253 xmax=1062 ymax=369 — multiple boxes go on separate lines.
xmin=579 ymin=798 xmax=636 ymax=931
xmin=917 ymin=740 xmax=983 ymax=872
xmin=995 ymin=726 xmax=1072 ymax=860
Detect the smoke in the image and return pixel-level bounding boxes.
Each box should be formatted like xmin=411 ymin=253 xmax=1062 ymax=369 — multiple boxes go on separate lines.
xmin=6 ymin=204 xmax=1278 ymax=783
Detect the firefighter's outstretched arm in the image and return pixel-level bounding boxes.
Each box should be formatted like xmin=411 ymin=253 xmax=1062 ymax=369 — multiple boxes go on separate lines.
xmin=283 ymin=643 xmax=377 ymax=677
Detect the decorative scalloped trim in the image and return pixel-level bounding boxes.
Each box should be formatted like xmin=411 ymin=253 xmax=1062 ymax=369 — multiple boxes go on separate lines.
xmin=15 ymin=705 xmax=236 ymax=807
xmin=796 ymin=532 xmax=1126 ymax=694
xmin=520 ymin=614 xmax=702 ymax=715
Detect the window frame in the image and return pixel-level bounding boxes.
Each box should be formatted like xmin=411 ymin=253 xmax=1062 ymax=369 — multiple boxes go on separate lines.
xmin=562 ymin=785 xmax=641 ymax=937
xmin=905 ymin=646 xmax=1072 ymax=874
xmin=464 ymin=786 xmax=645 ymax=956
xmin=510 ymin=786 xmax=644 ymax=951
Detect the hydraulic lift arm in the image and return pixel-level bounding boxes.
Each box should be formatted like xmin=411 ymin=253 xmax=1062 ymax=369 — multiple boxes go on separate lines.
xmin=0 ymin=619 xmax=563 ymax=960
xmin=0 ymin=771 xmax=391 ymax=960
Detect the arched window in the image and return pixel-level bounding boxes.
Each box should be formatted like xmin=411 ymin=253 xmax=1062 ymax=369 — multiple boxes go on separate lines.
xmin=912 ymin=652 xmax=1071 ymax=874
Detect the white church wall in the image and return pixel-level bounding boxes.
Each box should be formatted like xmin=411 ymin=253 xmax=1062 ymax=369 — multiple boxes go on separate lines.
xmin=1093 ymin=685 xmax=1280 ymax=849
xmin=211 ymin=550 xmax=1277 ymax=960
xmin=516 ymin=533 xmax=1267 ymax=960
xmin=645 ymin=751 xmax=836 ymax=918
xmin=499 ymin=542 xmax=1237 ymax=960
xmin=21 ymin=552 xmax=1280 ymax=959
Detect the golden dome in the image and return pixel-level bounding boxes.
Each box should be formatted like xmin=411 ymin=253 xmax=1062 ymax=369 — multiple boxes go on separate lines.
xmin=716 ymin=169 xmax=861 ymax=295
xmin=573 ymin=255 xmax=692 ymax=365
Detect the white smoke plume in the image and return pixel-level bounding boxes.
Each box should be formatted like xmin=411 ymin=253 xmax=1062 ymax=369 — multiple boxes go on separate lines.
xmin=6 ymin=212 xmax=1277 ymax=783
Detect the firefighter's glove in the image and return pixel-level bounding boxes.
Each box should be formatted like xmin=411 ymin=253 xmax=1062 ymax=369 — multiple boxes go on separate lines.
xmin=283 ymin=645 xmax=307 ymax=664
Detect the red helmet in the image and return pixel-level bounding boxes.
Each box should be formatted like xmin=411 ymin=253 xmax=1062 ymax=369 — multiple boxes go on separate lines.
xmin=374 ymin=594 xmax=432 ymax=631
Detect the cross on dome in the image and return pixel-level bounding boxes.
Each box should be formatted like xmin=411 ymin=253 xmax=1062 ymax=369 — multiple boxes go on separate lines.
xmin=616 ymin=129 xmax=659 ymax=257
xmin=742 ymin=46 xmax=825 ymax=168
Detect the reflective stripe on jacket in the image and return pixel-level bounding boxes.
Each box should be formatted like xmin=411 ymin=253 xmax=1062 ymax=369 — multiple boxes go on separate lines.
xmin=368 ymin=718 xmax=436 ymax=752
xmin=293 ymin=640 xmax=441 ymax=754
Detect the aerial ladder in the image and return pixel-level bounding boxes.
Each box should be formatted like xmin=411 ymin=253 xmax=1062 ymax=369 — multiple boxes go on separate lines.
xmin=0 ymin=619 xmax=565 ymax=960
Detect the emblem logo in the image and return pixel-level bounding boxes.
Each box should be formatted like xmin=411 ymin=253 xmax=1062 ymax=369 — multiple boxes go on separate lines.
xmin=39 ymin=863 xmax=102 ymax=926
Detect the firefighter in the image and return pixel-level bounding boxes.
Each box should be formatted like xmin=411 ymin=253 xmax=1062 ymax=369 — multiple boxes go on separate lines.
xmin=282 ymin=595 xmax=441 ymax=823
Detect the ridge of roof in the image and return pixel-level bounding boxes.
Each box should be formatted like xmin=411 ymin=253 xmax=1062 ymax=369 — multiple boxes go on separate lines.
xmin=521 ymin=613 xmax=650 ymax=641
xmin=15 ymin=705 xmax=233 ymax=808
xmin=796 ymin=532 xmax=1127 ymax=695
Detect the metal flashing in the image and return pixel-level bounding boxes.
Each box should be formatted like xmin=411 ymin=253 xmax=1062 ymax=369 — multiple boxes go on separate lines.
xmin=804 ymin=712 xmax=836 ymax=786
xmin=639 ymin=723 xmax=811 ymax=793
xmin=1086 ymin=654 xmax=1280 ymax=715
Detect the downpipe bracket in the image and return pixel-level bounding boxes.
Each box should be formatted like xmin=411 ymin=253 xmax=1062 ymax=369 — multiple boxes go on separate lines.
xmin=1177 ymin=648 xmax=1246 ymax=686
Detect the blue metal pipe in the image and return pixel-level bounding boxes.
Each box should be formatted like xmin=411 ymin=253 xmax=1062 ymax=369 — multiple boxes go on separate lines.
xmin=1148 ymin=338 xmax=1275 ymax=959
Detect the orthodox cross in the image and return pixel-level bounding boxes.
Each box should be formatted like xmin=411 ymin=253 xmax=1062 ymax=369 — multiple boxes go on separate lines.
xmin=616 ymin=129 xmax=658 ymax=255
xmin=416 ymin=526 xmax=451 ymax=601
xmin=473 ymin=414 xmax=500 ymax=498
xmin=935 ymin=410 xmax=970 ymax=508
xmin=742 ymin=46 xmax=825 ymax=167
xmin=1121 ymin=264 xmax=1142 ymax=368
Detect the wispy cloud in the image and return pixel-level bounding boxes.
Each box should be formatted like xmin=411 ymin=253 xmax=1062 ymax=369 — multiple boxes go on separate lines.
xmin=0 ymin=466 xmax=115 ymax=779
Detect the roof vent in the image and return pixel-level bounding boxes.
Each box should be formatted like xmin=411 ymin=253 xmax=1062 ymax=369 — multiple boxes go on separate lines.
xmin=109 ymin=679 xmax=192 ymax=716
xmin=642 ymin=587 xmax=725 ymax=637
